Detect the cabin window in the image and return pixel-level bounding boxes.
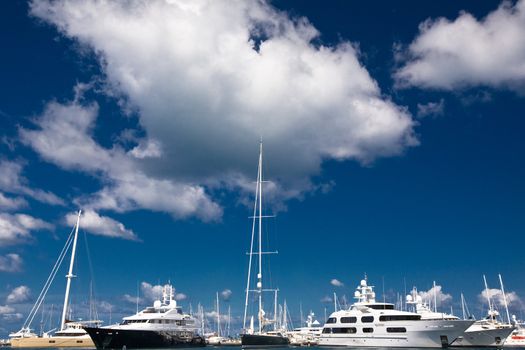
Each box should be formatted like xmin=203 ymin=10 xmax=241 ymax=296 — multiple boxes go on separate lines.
xmin=380 ymin=315 xmax=421 ymax=321
xmin=76 ymin=341 xmax=83 ymax=343
xmin=322 ymin=328 xmax=331 ymax=334
xmin=326 ymin=317 xmax=337 ymax=324
xmin=361 ymin=316 xmax=374 ymax=323
xmin=387 ymin=327 xmax=407 ymax=333
xmin=363 ymin=328 xmax=374 ymax=333
xmin=367 ymin=304 xmax=394 ymax=310
xmin=49 ymin=341 xmax=55 ymax=344
xmin=341 ymin=317 xmax=357 ymax=323
xmin=331 ymin=327 xmax=356 ymax=334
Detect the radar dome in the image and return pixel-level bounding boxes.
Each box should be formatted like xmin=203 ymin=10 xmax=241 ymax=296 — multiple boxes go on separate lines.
xmin=406 ymin=295 xmax=413 ymax=302
xmin=153 ymin=300 xmax=162 ymax=308
xmin=360 ymin=280 xmax=367 ymax=287
xmin=354 ymin=291 xmax=361 ymax=297
xmin=416 ymin=295 xmax=423 ymax=303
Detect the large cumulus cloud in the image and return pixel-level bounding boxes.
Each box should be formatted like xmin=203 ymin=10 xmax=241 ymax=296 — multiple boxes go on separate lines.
xmin=28 ymin=0 xmax=416 ymax=220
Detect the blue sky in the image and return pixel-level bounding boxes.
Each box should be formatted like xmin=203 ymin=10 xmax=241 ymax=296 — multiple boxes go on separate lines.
xmin=1 ymin=0 xmax=525 ymax=337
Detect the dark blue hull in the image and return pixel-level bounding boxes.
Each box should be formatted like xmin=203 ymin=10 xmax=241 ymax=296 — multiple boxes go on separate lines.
xmin=84 ymin=327 xmax=206 ymax=349
xmin=241 ymin=334 xmax=290 ymax=348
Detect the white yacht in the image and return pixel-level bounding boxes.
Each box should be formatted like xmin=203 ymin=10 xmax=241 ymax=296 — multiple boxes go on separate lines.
xmin=84 ymin=284 xmax=204 ymax=349
xmin=84 ymin=284 xmax=206 ymax=349
xmin=287 ymin=312 xmax=322 ymax=346
xmin=318 ymin=278 xmax=474 ymax=348
xmin=504 ymin=316 xmax=525 ymax=347
xmin=406 ymin=286 xmax=514 ymax=347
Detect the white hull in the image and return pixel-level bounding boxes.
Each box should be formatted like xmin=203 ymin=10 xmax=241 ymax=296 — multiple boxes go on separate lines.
xmin=319 ymin=320 xmax=473 ymax=348
xmin=10 ymin=335 xmax=94 ymax=348
xmin=452 ymin=326 xmax=514 ymax=347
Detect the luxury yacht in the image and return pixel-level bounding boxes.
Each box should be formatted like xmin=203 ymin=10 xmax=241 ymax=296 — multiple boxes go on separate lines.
xmin=84 ymin=284 xmax=205 ymax=349
xmin=406 ymin=286 xmax=514 ymax=347
xmin=318 ymin=278 xmax=474 ymax=348
xmin=504 ymin=316 xmax=525 ymax=347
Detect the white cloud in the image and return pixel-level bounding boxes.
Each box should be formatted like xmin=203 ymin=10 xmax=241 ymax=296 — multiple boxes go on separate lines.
xmin=65 ymin=210 xmax=138 ymax=241
xmin=0 ymin=160 xmax=63 ymax=206
xmin=0 ymin=305 xmax=15 ymax=314
xmin=205 ymin=310 xmax=230 ymax=322
xmin=20 ymin=100 xmax=222 ymax=222
xmin=220 ymin=289 xmax=232 ymax=301
xmin=320 ymin=295 xmax=333 ymax=303
xmin=29 ymin=0 xmax=417 ymax=213
xmin=175 ymin=293 xmax=187 ymax=301
xmin=418 ymin=285 xmax=452 ymax=307
xmin=6 ymin=286 xmax=31 ymax=304
xmin=0 ymin=213 xmax=53 ymax=246
xmin=0 ymin=254 xmax=23 ymax=273
xmin=417 ymin=99 xmax=445 ymax=118
xmin=330 ymin=279 xmax=344 ymax=287
xmin=0 ymin=192 xmax=27 ymax=211
xmin=479 ymin=288 xmax=523 ymax=309
xmin=395 ymin=0 xmax=525 ymax=92
xmin=140 ymin=282 xmax=166 ymax=302
xmin=123 ymin=294 xmax=143 ymax=305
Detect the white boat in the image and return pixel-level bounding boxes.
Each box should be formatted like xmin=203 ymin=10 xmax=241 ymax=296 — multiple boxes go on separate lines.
xmin=241 ymin=142 xmax=290 ymax=348
xmin=287 ymin=311 xmax=322 ymax=346
xmin=406 ymin=282 xmax=514 ymax=347
xmin=504 ymin=316 xmax=525 ymax=347
xmin=10 ymin=211 xmax=100 ymax=348
xmin=84 ymin=284 xmax=205 ymax=349
xmin=206 ymin=292 xmax=227 ymax=345
xmin=318 ymin=278 xmax=474 ymax=348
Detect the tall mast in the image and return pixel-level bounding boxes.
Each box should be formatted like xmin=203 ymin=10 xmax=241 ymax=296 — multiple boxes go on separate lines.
xmin=483 ymin=275 xmax=494 ymax=324
xmin=257 ymin=141 xmax=263 ymax=334
xmin=461 ymin=293 xmax=466 ymax=320
xmin=274 ymin=290 xmax=278 ymax=331
xmin=499 ymin=274 xmax=511 ymax=325
xmin=243 ymin=147 xmax=260 ymax=330
xmin=216 ymin=292 xmax=220 ymax=337
xmin=227 ymin=305 xmax=231 ymax=337
xmin=433 ymin=281 xmax=437 ymax=312
xmin=60 ymin=210 xmax=81 ymax=331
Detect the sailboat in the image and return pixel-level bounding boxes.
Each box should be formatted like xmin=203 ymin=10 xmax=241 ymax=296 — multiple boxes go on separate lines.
xmin=207 ymin=292 xmax=226 ymax=345
xmin=10 ymin=210 xmax=101 ymax=348
xmin=241 ymin=142 xmax=290 ymax=348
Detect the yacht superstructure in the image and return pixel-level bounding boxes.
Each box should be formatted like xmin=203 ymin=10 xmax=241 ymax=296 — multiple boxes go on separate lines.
xmin=84 ymin=284 xmax=204 ymax=349
xmin=318 ymin=278 xmax=474 ymax=348
xmin=287 ymin=311 xmax=322 ymax=346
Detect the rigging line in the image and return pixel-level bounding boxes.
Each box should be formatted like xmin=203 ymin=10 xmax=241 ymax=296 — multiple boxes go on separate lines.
xmin=23 ymin=226 xmax=75 ymax=328
xmin=83 ymin=228 xmax=99 ymax=320
xmin=243 ymin=158 xmax=260 ymax=330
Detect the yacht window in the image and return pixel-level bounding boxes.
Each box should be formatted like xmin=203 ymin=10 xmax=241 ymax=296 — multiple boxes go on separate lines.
xmin=367 ymin=304 xmax=394 ymax=310
xmin=341 ymin=317 xmax=357 ymax=323
xmin=322 ymin=328 xmax=331 ymax=334
xmin=363 ymin=328 xmax=374 ymax=333
xmin=326 ymin=317 xmax=337 ymax=324
xmin=380 ymin=315 xmax=421 ymax=321
xmin=386 ymin=327 xmax=407 ymax=333
xmin=361 ymin=316 xmax=374 ymax=323
xmin=332 ymin=327 xmax=356 ymax=334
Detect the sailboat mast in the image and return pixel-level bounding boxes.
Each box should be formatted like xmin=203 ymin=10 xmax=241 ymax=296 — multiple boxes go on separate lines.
xmin=483 ymin=275 xmax=494 ymax=324
xmin=60 ymin=210 xmax=81 ymax=331
xmin=461 ymin=293 xmax=466 ymax=320
xmin=257 ymin=142 xmax=263 ymax=334
xmin=499 ymin=274 xmax=511 ymax=324
xmin=216 ymin=292 xmax=221 ymax=337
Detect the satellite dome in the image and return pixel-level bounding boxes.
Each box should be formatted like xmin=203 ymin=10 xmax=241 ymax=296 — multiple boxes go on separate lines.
xmin=406 ymin=295 xmax=413 ymax=302
xmin=354 ymin=291 xmax=361 ymax=297
xmin=153 ymin=300 xmax=161 ymax=308
xmin=360 ymin=280 xmax=367 ymax=287
xmin=416 ymin=295 xmax=423 ymax=303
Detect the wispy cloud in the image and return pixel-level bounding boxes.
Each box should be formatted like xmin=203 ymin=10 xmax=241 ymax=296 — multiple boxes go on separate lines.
xmin=220 ymin=289 xmax=232 ymax=301
xmin=330 ymin=279 xmax=344 ymax=287
xmin=417 ymin=99 xmax=445 ymax=119
xmin=0 ymin=213 xmax=53 ymax=246
xmin=0 ymin=253 xmax=23 ymax=272
xmin=417 ymin=284 xmax=452 ymax=307
xmin=6 ymin=286 xmax=31 ymax=304
xmin=0 ymin=192 xmax=27 ymax=211
xmin=65 ymin=210 xmax=138 ymax=241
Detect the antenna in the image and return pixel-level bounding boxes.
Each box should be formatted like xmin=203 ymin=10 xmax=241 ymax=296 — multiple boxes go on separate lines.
xmin=483 ymin=274 xmax=494 ymax=324
xmin=433 ymin=281 xmax=437 ymax=313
